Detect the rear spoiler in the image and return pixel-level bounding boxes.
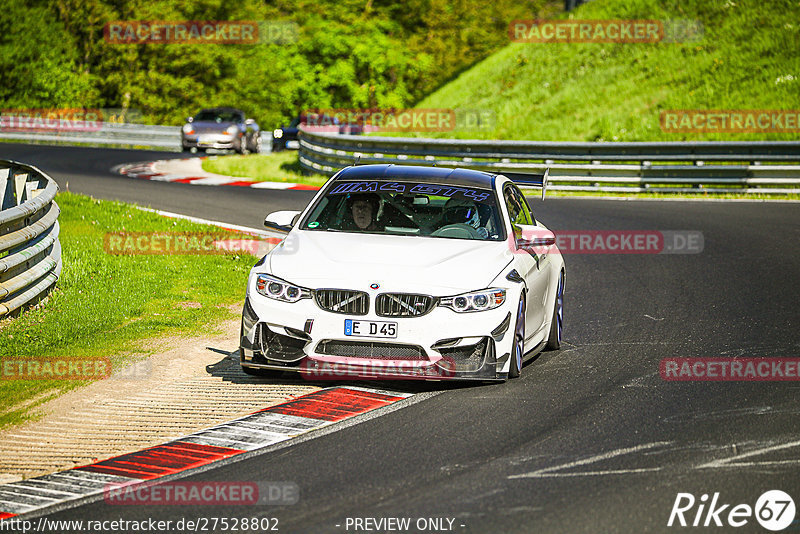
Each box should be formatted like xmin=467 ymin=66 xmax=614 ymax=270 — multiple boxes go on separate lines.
xmin=501 ymin=168 xmax=550 ymax=201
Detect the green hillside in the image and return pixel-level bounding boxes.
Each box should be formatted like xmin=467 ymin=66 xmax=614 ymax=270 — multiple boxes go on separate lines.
xmin=413 ymin=0 xmax=800 ymax=141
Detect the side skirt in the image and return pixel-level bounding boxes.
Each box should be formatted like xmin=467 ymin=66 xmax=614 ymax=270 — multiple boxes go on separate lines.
xmin=522 ymin=340 xmax=547 ymax=364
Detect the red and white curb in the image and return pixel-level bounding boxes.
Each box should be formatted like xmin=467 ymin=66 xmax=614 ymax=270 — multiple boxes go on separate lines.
xmin=114 ymin=157 xmax=320 ymax=190
xmin=0 ymin=386 xmax=411 ymax=520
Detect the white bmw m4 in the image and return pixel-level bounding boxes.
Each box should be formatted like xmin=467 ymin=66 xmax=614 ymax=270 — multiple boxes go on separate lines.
xmin=240 ymin=164 xmax=564 ymax=381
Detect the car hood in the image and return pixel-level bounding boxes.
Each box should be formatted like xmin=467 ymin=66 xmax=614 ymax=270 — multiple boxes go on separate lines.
xmin=267 ymin=231 xmax=513 ymax=294
xmin=190 ymin=120 xmax=237 ymax=133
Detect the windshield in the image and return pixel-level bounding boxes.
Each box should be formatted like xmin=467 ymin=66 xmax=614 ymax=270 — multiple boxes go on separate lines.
xmin=193 ymin=110 xmax=242 ymax=122
xmin=300 ymin=180 xmax=505 ymax=241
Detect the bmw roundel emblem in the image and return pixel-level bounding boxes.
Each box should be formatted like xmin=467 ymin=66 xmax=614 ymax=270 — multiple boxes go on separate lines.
xmin=370 ymin=283 xmax=380 ymax=290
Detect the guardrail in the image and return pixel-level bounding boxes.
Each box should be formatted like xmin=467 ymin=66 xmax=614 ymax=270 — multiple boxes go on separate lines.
xmin=0 ymin=160 xmax=61 ymax=317
xmin=0 ymin=122 xmax=180 ymax=151
xmin=298 ymin=130 xmax=800 ymax=194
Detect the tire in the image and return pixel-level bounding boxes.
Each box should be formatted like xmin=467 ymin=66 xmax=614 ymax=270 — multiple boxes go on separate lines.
xmin=545 ymin=271 xmax=564 ymax=351
xmin=509 ymin=294 xmax=526 ymax=378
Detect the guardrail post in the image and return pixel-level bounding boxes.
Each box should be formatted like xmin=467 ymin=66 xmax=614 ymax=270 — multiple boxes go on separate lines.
xmin=14 ymin=172 xmax=28 ymax=206
xmin=0 ymin=167 xmax=9 ymax=209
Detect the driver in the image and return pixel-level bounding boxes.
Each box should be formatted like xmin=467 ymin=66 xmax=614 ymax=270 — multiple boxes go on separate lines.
xmin=346 ymin=193 xmax=382 ymax=231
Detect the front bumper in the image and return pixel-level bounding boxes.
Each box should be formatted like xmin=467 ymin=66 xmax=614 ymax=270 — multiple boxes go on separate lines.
xmin=239 ymin=294 xmax=514 ymax=381
xmin=182 ymin=133 xmax=238 ymax=149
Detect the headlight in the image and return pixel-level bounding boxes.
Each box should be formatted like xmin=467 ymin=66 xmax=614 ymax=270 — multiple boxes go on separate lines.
xmin=255 ymin=274 xmax=310 ymax=303
xmin=182 ymin=124 xmax=195 ymax=135
xmin=273 ymin=128 xmax=283 ymax=139
xmin=440 ymin=288 xmax=506 ymax=313
xmin=226 ymin=125 xmax=239 ymax=135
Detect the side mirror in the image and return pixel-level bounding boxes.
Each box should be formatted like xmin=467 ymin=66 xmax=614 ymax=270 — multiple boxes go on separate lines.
xmin=186 ymin=117 xmax=193 ymax=123
xmin=264 ymin=210 xmax=301 ymax=234
xmin=515 ymin=225 xmax=556 ymax=250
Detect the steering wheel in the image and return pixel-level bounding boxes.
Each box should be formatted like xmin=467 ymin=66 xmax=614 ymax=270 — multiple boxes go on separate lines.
xmin=431 ymin=223 xmax=483 ymax=239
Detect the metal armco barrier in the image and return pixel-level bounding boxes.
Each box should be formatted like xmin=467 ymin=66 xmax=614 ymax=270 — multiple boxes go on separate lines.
xmin=297 ymin=130 xmax=800 ymax=194
xmin=0 ymin=122 xmax=179 ymax=151
xmin=0 ymin=160 xmax=61 ymax=316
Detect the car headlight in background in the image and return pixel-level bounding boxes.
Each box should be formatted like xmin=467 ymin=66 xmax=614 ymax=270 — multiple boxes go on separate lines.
xmin=440 ymin=288 xmax=506 ymax=313
xmin=226 ymin=125 xmax=239 ymax=135
xmin=273 ymin=128 xmax=283 ymax=139
xmin=182 ymin=124 xmax=195 ymax=135
xmin=255 ymin=274 xmax=311 ymax=303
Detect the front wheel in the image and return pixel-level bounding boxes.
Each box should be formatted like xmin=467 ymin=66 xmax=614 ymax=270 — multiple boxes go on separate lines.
xmin=545 ymin=271 xmax=564 ymax=351
xmin=509 ymin=294 xmax=525 ymax=378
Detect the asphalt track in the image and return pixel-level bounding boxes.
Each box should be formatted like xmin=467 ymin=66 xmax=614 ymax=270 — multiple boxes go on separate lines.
xmin=3 ymin=143 xmax=800 ymax=533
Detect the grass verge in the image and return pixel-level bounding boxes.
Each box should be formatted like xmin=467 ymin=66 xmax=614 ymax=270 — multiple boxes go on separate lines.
xmin=202 ymin=151 xmax=329 ymax=187
xmin=0 ymin=192 xmax=258 ymax=428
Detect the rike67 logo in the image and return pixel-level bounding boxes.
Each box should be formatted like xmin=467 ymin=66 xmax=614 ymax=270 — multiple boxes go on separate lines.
xmin=668 ymin=490 xmax=796 ymax=531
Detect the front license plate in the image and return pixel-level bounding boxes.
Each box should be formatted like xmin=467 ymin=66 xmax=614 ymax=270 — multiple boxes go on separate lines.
xmin=344 ymin=319 xmax=397 ymax=338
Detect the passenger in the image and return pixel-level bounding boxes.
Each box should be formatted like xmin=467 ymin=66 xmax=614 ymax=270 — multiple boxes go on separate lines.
xmin=441 ymin=197 xmax=481 ymax=229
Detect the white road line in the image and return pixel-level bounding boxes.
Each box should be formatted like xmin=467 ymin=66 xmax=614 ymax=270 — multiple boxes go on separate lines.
xmin=249 ymin=181 xmax=293 ymax=189
xmin=187 ymin=177 xmax=239 ymax=186
xmin=508 ymin=441 xmax=673 ymax=479
xmin=697 ymin=439 xmax=800 ymax=469
xmin=518 ymin=468 xmax=663 ymax=478
xmin=716 ymin=460 xmax=800 ymax=468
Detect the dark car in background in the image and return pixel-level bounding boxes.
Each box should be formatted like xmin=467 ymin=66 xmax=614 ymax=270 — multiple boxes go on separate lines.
xmin=272 ymin=112 xmax=363 ymax=152
xmin=271 ymin=116 xmax=303 ymax=152
xmin=182 ymin=107 xmax=261 ymax=154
